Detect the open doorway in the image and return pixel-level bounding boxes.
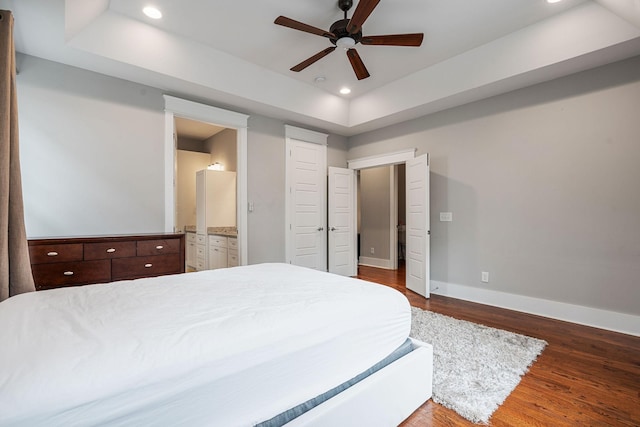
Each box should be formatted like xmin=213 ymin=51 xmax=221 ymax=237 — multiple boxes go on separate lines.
xmin=174 ymin=117 xmax=237 ymax=234
xmin=357 ymin=164 xmax=405 ymax=271
xmin=333 ymin=149 xmax=429 ymax=298
xmin=163 ymin=95 xmax=249 ymax=266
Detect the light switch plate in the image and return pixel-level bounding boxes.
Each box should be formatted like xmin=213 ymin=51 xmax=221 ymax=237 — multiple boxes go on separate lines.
xmin=440 ymin=212 xmax=453 ymax=222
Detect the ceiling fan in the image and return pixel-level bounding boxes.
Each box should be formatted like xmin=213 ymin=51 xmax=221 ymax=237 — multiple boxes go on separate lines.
xmin=274 ymin=0 xmax=424 ymax=80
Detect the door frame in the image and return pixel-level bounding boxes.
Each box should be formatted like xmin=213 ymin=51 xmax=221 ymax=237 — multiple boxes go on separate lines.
xmin=163 ymin=95 xmax=249 ymax=265
xmin=348 ymin=149 xmax=416 ymax=271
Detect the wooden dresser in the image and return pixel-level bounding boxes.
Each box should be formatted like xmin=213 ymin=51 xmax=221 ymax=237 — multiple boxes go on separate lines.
xmin=28 ymin=233 xmax=185 ymax=291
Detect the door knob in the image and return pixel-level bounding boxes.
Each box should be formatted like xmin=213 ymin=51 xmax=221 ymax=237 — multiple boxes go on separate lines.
xmin=330 ymin=227 xmax=336 ymax=231
xmin=317 ymin=227 xmax=324 ymax=231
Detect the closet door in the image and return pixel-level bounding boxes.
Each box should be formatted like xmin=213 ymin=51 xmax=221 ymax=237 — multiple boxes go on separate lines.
xmin=285 ymin=137 xmax=327 ymax=271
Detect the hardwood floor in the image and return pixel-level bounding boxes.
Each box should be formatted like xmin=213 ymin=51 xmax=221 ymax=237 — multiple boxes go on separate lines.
xmin=356 ymin=264 xmax=640 ymax=426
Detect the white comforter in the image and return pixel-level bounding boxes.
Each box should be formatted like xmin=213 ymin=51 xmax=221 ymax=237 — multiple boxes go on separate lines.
xmin=0 ymin=263 xmax=410 ymax=426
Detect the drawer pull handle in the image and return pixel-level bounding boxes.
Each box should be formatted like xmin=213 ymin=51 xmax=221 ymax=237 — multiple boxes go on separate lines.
xmin=106 ymin=248 xmax=116 ymax=253
xmin=63 ymin=271 xmax=74 ymax=276
xmin=156 ymin=245 xmax=164 ymax=250
xmin=47 ymin=251 xmax=58 ymax=257
xmin=144 ymin=263 xmax=153 ymax=268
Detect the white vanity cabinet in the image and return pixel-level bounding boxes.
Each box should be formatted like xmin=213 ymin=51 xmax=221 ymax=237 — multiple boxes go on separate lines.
xmin=196 ymin=234 xmax=207 ymax=271
xmin=185 ymin=232 xmax=196 ymax=270
xmin=228 ymin=237 xmax=238 ymax=267
xmin=208 ymin=235 xmax=228 ymax=270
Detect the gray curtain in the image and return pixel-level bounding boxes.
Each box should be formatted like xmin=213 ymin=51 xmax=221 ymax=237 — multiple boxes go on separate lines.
xmin=0 ymin=10 xmax=35 ymax=302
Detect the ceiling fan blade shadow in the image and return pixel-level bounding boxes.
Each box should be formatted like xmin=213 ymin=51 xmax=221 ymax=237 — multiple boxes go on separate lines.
xmin=346 ymin=0 xmax=380 ymax=35
xmin=275 ymin=16 xmax=335 ymax=38
xmin=346 ymin=48 xmax=370 ymax=80
xmin=361 ymin=33 xmax=424 ymax=47
xmin=291 ymin=47 xmax=337 ymax=72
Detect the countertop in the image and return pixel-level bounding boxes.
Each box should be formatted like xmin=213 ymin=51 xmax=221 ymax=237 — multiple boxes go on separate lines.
xmin=184 ymin=225 xmax=237 ymax=237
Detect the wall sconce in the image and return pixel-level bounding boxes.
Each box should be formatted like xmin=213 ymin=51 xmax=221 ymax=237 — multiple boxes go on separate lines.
xmin=207 ymin=162 xmax=224 ymax=171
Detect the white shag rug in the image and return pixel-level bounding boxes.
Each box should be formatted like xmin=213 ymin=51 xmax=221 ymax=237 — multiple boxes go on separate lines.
xmin=410 ymin=307 xmax=547 ymax=424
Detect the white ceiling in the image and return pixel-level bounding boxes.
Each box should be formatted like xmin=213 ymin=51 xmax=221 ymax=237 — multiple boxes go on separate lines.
xmin=3 ymin=0 xmax=640 ymax=136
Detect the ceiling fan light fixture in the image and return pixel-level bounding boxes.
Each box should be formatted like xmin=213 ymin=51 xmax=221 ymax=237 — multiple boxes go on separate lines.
xmin=336 ymin=37 xmax=356 ymax=50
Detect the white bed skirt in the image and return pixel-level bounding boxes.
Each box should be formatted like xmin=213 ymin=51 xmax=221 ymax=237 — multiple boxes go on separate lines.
xmin=285 ymin=339 xmax=433 ymax=426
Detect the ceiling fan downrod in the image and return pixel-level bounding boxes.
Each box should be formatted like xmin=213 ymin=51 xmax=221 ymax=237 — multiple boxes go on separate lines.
xmin=339 ymin=0 xmax=353 ymax=19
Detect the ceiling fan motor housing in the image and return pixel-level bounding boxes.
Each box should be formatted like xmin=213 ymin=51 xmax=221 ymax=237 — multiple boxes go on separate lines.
xmin=330 ymin=19 xmax=362 ymax=46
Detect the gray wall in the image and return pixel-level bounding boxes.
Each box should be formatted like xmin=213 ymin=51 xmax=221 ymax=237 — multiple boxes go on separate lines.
xmin=17 ymin=54 xmax=166 ymax=237
xmin=15 ymin=54 xmax=348 ymax=265
xmin=348 ymin=55 xmax=640 ymax=317
xmin=359 ymin=166 xmax=391 ymax=262
xmin=177 ymin=136 xmax=207 ymax=153
xmin=204 ymin=129 xmax=237 ymax=171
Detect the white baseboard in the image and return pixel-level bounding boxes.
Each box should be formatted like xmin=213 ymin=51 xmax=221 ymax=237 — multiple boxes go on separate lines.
xmin=430 ymin=280 xmax=640 ymax=337
xmin=359 ymin=256 xmax=394 ymax=270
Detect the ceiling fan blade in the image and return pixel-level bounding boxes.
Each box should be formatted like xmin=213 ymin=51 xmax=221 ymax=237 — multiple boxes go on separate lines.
xmin=346 ymin=0 xmax=381 ymax=35
xmin=274 ymin=16 xmax=335 ymax=39
xmin=361 ymin=33 xmax=424 ymax=47
xmin=346 ymin=48 xmax=370 ymax=80
xmin=291 ymin=47 xmax=337 ymax=72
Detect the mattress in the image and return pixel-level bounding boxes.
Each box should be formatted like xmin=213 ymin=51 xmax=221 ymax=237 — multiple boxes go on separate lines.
xmin=0 ymin=263 xmax=411 ymax=426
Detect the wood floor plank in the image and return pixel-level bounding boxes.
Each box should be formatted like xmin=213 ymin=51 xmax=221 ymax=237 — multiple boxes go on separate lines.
xmin=356 ymin=264 xmax=640 ymax=426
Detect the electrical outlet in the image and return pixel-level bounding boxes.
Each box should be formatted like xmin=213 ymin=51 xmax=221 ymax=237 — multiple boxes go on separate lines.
xmin=370 ymin=247 xmax=375 ymax=255
xmin=481 ymin=271 xmax=489 ymax=283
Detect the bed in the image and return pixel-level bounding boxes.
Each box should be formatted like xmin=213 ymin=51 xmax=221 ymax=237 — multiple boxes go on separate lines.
xmin=0 ymin=263 xmax=433 ymax=426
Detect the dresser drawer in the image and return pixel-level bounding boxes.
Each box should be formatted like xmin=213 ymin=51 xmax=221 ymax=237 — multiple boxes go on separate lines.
xmin=186 ymin=232 xmax=196 ymax=243
xmin=32 ymin=260 xmax=111 ymax=290
xmin=30 ymin=233 xmax=184 ymax=291
xmin=29 ymin=244 xmax=83 ymax=264
xmin=84 ymin=241 xmax=136 ymax=260
xmin=137 ymin=239 xmax=180 ymax=256
xmin=112 ymin=254 xmax=182 ymax=280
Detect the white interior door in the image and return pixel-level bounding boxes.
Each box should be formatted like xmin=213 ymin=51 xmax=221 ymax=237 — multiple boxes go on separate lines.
xmin=287 ymin=139 xmax=327 ymax=270
xmin=328 ymin=167 xmax=356 ymax=276
xmin=405 ymin=154 xmax=430 ymax=298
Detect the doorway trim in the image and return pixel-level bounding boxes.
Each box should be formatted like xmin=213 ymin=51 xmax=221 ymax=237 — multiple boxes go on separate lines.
xmin=163 ymin=95 xmax=249 ymax=265
xmin=348 ymin=149 xmax=416 ymax=170
xmin=349 ymin=149 xmax=415 ymax=269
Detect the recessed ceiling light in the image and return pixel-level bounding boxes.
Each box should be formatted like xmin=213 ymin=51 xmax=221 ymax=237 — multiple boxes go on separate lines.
xmin=546 ymin=0 xmax=562 ymax=3
xmin=340 ymin=87 xmax=351 ymax=95
xmin=143 ymin=6 xmax=162 ymax=19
